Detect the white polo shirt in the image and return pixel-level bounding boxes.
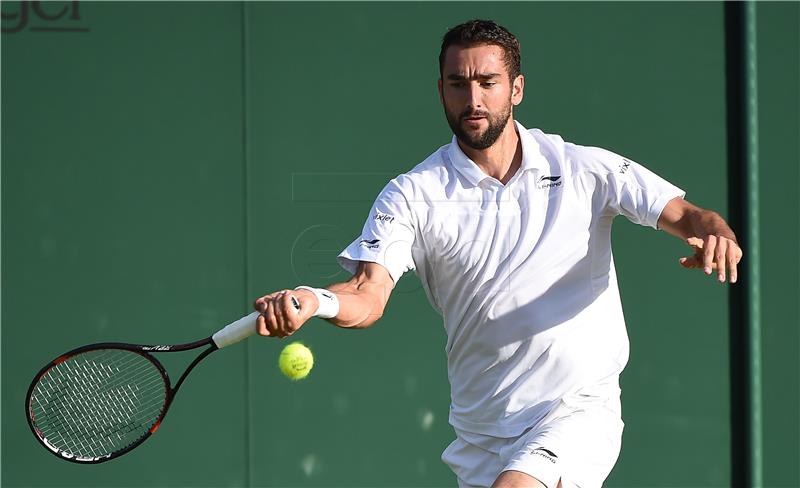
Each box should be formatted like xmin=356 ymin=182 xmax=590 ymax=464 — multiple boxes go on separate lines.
xmin=337 ymin=121 xmax=685 ymax=438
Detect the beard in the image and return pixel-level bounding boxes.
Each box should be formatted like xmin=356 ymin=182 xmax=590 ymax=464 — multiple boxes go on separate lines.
xmin=444 ymin=98 xmax=513 ymax=150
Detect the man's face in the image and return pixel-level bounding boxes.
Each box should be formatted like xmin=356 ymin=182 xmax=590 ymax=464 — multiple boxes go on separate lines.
xmin=438 ymin=44 xmax=524 ymax=150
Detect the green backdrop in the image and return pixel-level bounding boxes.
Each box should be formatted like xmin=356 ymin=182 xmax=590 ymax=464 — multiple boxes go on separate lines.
xmin=2 ymin=2 xmax=797 ymax=487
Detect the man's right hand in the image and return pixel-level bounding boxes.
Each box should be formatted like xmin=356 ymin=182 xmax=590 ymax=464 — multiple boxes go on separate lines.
xmin=254 ymin=288 xmax=318 ymax=338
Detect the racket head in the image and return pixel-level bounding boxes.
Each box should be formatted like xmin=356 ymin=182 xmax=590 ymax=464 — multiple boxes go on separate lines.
xmin=25 ymin=344 xmax=172 ymax=463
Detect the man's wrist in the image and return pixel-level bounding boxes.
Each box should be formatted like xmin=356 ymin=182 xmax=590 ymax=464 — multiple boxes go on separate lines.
xmin=294 ymin=286 xmax=340 ymax=319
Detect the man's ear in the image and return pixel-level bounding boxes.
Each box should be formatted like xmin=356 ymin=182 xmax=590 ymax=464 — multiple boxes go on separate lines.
xmin=512 ymin=74 xmax=524 ymax=106
xmin=437 ymin=78 xmax=444 ymax=105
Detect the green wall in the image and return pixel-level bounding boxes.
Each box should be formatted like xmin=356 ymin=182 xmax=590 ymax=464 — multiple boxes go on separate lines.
xmin=2 ymin=2 xmax=796 ymax=487
xmin=2 ymin=2 xmax=250 ymax=487
xmin=757 ymin=3 xmax=800 ymax=488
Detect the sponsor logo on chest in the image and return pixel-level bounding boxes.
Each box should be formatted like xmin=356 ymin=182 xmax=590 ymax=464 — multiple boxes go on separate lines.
xmin=537 ymin=175 xmax=562 ymax=189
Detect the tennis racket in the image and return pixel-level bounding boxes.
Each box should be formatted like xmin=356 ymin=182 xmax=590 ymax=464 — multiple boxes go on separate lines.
xmin=25 ymin=298 xmax=299 ymax=464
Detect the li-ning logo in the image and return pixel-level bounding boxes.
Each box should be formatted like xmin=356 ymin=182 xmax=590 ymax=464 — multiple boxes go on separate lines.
xmin=360 ymin=239 xmax=380 ymax=249
xmin=2 ymin=1 xmax=90 ymax=34
xmin=619 ymin=158 xmax=632 ymax=174
xmin=373 ymin=212 xmax=395 ymax=224
xmin=530 ymin=447 xmax=558 ymax=464
xmin=537 ymin=175 xmax=562 ymax=189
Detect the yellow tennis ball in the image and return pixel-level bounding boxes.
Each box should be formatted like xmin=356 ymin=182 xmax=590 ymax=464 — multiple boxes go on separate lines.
xmin=278 ymin=342 xmax=314 ymax=380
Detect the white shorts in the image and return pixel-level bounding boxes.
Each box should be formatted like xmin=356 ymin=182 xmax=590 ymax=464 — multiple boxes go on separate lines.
xmin=442 ymin=392 xmax=624 ymax=488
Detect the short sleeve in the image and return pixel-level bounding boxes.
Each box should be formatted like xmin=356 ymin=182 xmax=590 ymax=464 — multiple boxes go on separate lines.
xmin=337 ymin=179 xmax=416 ymax=284
xmin=590 ymin=148 xmax=686 ymax=228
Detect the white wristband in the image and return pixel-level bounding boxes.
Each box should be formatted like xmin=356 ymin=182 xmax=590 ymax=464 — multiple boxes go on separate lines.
xmin=294 ymin=286 xmax=340 ymax=319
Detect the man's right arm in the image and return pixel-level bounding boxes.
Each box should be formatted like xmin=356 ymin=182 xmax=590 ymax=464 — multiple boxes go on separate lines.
xmin=254 ymin=261 xmax=394 ymax=338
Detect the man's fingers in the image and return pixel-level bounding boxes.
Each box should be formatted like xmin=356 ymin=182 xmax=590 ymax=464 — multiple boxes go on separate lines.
xmin=256 ymin=314 xmax=270 ymax=336
xmin=254 ymin=297 xmax=268 ymax=314
xmin=679 ymin=256 xmax=702 ymax=268
xmin=685 ymin=235 xmax=744 ymax=283
xmin=729 ymin=241 xmax=743 ymax=283
xmin=715 ymin=238 xmax=727 ymax=282
xmin=681 ymin=238 xmax=704 ymax=269
xmin=264 ymin=300 xmax=283 ymax=338
xmin=682 ymin=237 xmax=706 ymax=268
xmin=683 ymin=235 xmax=744 ymax=283
xmin=686 ymin=237 xmax=704 ymax=249
xmin=279 ymin=293 xmax=302 ymax=335
xmin=254 ymin=291 xmax=283 ymax=314
xmin=274 ymin=293 xmax=294 ymax=337
xmin=703 ymin=235 xmax=717 ymax=275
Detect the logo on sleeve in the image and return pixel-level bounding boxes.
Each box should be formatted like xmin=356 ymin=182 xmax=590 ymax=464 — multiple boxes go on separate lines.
xmin=360 ymin=239 xmax=381 ymax=249
xmin=537 ymin=175 xmax=562 ymax=189
xmin=529 ymin=447 xmax=558 ymax=464
xmin=374 ymin=212 xmax=395 ymax=224
xmin=619 ymin=158 xmax=632 ymax=174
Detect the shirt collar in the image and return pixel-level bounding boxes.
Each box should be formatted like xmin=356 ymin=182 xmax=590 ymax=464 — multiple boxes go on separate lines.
xmin=447 ymin=120 xmax=549 ymax=187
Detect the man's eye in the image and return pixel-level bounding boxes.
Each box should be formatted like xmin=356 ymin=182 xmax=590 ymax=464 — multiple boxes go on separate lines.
xmin=450 ymin=82 xmax=466 ymax=88
xmin=482 ymin=82 xmax=497 ymax=87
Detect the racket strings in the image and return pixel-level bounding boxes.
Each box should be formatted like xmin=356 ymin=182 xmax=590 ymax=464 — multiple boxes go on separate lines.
xmin=29 ymin=349 xmax=168 ymax=459
xmin=37 ymin=355 xmax=165 ymax=456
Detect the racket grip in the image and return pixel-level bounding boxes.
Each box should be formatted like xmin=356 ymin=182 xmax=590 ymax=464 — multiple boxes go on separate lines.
xmin=211 ymin=312 xmax=260 ymax=349
xmin=212 ymin=297 xmax=300 ymax=348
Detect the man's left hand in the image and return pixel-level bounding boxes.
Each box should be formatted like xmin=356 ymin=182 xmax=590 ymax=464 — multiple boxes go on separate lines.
xmin=679 ymin=235 xmax=743 ymax=283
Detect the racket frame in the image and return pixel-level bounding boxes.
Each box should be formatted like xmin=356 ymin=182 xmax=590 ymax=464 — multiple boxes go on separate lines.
xmin=25 ymin=337 xmax=218 ymax=464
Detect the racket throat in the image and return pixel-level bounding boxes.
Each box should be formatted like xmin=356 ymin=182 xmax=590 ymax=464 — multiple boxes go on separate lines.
xmin=171 ymin=345 xmax=218 ymax=395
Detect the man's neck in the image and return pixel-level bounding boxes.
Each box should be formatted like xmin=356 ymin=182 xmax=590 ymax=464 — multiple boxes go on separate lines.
xmin=457 ymin=119 xmax=522 ymax=185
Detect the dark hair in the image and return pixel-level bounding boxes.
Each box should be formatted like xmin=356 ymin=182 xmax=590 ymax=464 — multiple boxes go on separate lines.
xmin=439 ymin=19 xmax=521 ymax=80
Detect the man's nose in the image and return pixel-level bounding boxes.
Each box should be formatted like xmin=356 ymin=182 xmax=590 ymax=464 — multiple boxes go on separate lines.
xmin=467 ymin=82 xmax=483 ymax=109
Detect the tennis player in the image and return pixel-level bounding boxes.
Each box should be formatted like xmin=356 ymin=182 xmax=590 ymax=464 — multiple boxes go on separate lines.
xmin=254 ymin=19 xmax=742 ymax=488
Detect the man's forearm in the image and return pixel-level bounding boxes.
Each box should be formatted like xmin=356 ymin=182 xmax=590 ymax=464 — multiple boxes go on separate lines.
xmin=324 ymin=280 xmax=389 ymax=329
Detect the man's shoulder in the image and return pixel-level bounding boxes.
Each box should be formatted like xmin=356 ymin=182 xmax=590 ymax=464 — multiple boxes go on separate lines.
xmin=406 ymin=143 xmax=451 ymax=177
xmin=369 ymin=144 xmax=453 ymax=208
xmin=387 ymin=144 xmax=452 ymax=190
xmin=527 ymin=128 xmax=629 ymax=177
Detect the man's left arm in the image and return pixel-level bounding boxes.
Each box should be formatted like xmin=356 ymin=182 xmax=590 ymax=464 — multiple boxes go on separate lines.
xmin=657 ymin=197 xmax=743 ymax=284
